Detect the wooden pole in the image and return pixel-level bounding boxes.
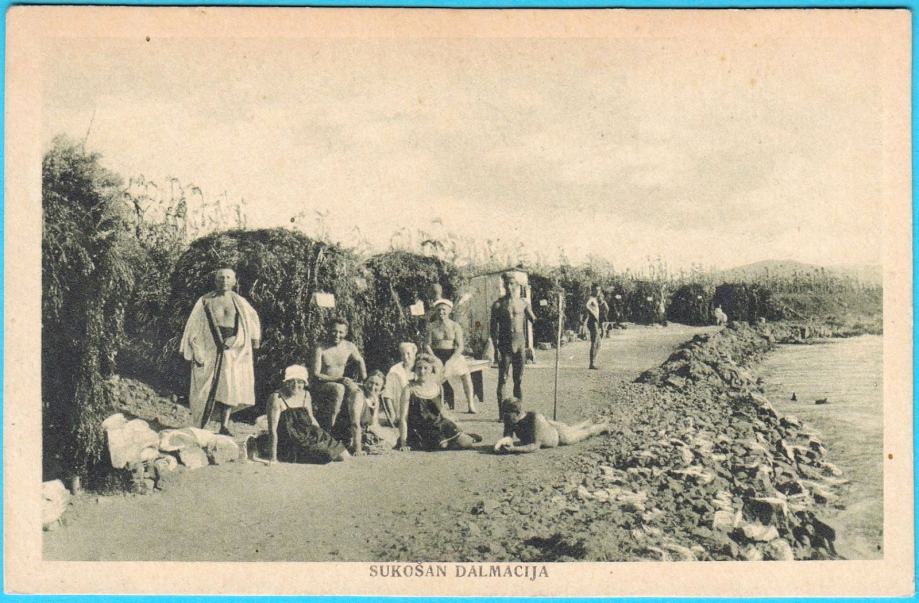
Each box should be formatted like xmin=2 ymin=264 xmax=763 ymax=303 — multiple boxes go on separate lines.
xmin=553 ymin=291 xmax=563 ymax=421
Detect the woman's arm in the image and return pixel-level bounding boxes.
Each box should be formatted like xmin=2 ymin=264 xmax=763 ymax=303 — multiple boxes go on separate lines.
xmin=398 ymin=386 xmax=411 ymax=449
xmin=303 ymin=392 xmax=319 ymax=427
xmin=267 ymin=393 xmax=282 ymax=463
xmin=348 ymin=391 xmax=364 ymax=455
xmin=452 ymin=321 xmax=465 ymax=359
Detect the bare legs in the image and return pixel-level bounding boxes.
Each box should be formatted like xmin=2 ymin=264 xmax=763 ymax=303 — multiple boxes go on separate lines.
xmin=551 ymin=419 xmax=610 ymax=446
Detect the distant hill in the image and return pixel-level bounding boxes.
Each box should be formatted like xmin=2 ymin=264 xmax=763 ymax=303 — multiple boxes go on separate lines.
xmin=715 ymin=260 xmax=882 ymax=286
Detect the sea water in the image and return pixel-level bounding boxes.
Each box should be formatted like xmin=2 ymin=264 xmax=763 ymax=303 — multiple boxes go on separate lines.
xmin=759 ymin=335 xmax=883 ymax=559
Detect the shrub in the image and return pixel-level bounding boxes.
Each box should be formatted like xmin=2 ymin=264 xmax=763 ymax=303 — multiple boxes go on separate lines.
xmin=528 ymin=270 xmax=563 ymax=343
xmin=667 ymin=283 xmax=715 ymax=325
xmin=363 ymin=250 xmax=464 ymax=371
xmin=42 ymin=136 xmax=135 ymax=482
xmin=713 ymin=283 xmax=782 ymax=324
xmin=626 ymin=280 xmax=667 ymax=325
xmin=160 ymin=228 xmax=368 ymax=404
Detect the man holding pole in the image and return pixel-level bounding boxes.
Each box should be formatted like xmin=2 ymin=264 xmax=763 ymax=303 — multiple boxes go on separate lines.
xmin=180 ymin=267 xmax=261 ymax=435
xmin=490 ymin=271 xmax=536 ymax=419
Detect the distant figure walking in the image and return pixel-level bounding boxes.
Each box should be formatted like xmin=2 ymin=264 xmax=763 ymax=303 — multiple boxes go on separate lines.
xmin=490 ymin=271 xmax=536 ymax=413
xmin=714 ymin=306 xmax=728 ymax=326
xmin=180 ymin=267 xmax=261 ymax=435
xmin=585 ymin=284 xmax=602 ymax=369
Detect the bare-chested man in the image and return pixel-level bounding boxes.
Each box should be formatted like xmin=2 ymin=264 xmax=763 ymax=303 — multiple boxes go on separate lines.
xmin=180 ymin=267 xmax=261 ymax=434
xmin=311 ymin=317 xmax=367 ymax=431
xmin=494 ymin=398 xmax=610 ymax=454
xmin=490 ymin=271 xmax=536 ymax=415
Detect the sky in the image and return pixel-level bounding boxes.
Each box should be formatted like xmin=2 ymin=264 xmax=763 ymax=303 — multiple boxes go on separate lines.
xmin=42 ymin=17 xmax=889 ymax=272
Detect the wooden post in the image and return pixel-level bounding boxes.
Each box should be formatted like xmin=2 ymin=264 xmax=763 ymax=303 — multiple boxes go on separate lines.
xmin=553 ymin=291 xmax=564 ymax=421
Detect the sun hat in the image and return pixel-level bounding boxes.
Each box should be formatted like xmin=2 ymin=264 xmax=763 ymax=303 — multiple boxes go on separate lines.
xmin=433 ymin=298 xmax=454 ymax=310
xmin=283 ymin=365 xmax=309 ymax=383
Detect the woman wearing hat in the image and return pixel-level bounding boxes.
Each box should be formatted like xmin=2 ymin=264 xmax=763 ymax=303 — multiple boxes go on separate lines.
xmin=397 ymin=353 xmax=482 ymax=451
xmin=424 ymin=298 xmax=479 ymax=414
xmin=250 ymin=364 xmax=350 ymax=464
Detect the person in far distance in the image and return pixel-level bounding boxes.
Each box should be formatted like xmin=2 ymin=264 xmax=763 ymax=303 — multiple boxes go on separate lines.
xmin=585 ymin=283 xmax=602 ymax=369
xmin=490 ymin=271 xmax=536 ymax=417
xmin=382 ymin=342 xmax=417 ymax=427
xmin=425 ymin=299 xmax=479 ymax=414
xmin=494 ymin=398 xmax=610 ymax=454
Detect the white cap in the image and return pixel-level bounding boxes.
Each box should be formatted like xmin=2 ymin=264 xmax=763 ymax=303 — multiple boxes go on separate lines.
xmin=283 ymin=365 xmax=309 ymax=383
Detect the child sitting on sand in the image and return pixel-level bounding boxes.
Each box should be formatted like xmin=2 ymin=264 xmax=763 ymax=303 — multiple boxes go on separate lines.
xmin=494 ymin=398 xmax=610 ymax=454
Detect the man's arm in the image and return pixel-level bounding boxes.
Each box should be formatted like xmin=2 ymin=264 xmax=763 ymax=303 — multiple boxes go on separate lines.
xmin=525 ymin=299 xmax=537 ymax=323
xmin=350 ymin=343 xmax=367 ymax=381
xmin=489 ymin=301 xmax=501 ymax=346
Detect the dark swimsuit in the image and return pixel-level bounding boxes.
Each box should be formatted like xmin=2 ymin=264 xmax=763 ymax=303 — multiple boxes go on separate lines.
xmin=405 ymin=385 xmax=463 ymax=451
xmin=217 ymin=309 xmax=240 ymax=341
xmin=331 ymin=394 xmax=375 ymax=447
xmin=257 ymin=393 xmax=346 ymax=464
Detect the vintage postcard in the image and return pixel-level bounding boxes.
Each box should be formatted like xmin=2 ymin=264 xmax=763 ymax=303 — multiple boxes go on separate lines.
xmin=5 ymin=6 xmax=914 ymax=597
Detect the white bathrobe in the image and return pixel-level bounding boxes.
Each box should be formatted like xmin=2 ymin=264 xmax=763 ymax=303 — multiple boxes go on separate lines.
xmin=179 ymin=292 xmax=261 ymax=427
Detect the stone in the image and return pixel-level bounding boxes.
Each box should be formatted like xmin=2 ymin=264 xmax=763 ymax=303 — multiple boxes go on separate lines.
xmin=747 ymin=497 xmax=791 ymax=530
xmin=742 ymin=544 xmax=764 ymax=561
xmin=106 ymin=418 xmax=159 ymax=469
xmin=576 ymin=485 xmax=593 ymax=500
xmin=206 ymin=435 xmax=240 ymax=465
xmin=765 ymin=539 xmax=795 ymax=561
xmin=662 ymin=542 xmax=696 ymax=561
xmin=742 ymin=522 xmax=779 ymax=542
xmin=178 ymin=446 xmax=208 ymax=469
xmin=471 ymin=500 xmax=498 ymax=515
xmin=158 ymin=429 xmax=199 ymax=452
xmin=821 ymin=462 xmax=843 ymax=477
xmin=181 ymin=427 xmax=216 ymax=448
xmin=139 ymin=446 xmax=159 ymax=462
xmin=42 ymin=479 xmax=70 ymax=530
xmin=712 ymin=510 xmax=737 ymax=532
xmin=101 ymin=413 xmax=127 ymax=431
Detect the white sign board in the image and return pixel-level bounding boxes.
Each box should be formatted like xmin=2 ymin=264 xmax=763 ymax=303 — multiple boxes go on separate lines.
xmin=409 ymin=301 xmax=426 ymax=316
xmin=314 ymin=292 xmax=336 ymax=308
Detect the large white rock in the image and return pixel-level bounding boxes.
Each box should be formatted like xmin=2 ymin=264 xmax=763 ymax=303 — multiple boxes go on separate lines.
xmin=158 ymin=429 xmax=199 ymax=452
xmin=42 ymin=480 xmax=70 ymax=529
xmin=105 ymin=418 xmax=159 ymax=469
xmin=178 ymin=446 xmax=208 ymax=469
xmin=206 ymin=435 xmax=240 ymax=465
xmin=101 ymin=413 xmax=127 ymax=431
xmin=181 ymin=427 xmax=216 ymax=448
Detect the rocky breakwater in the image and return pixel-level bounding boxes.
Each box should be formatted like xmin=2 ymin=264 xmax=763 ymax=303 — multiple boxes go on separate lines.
xmin=631 ymin=322 xmax=846 ymax=560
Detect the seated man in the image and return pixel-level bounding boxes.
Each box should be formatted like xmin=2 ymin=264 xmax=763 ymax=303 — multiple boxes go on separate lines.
xmin=495 ymin=398 xmax=610 ymax=454
xmin=311 ymin=317 xmax=367 ymax=431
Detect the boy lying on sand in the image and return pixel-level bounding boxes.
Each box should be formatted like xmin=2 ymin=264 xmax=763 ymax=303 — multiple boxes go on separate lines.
xmin=494 ymin=398 xmax=610 ymax=454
